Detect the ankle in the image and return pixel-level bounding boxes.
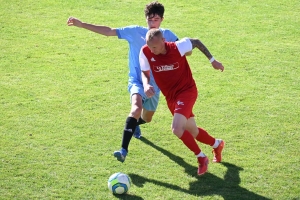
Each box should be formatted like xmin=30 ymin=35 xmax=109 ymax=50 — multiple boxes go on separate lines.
xmin=196 ymin=152 xmax=206 ymax=158
xmin=212 ymin=139 xmax=221 ymax=148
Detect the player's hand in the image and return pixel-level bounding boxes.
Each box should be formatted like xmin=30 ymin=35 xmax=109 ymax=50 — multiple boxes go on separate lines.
xmin=144 ymin=84 xmax=155 ymax=98
xmin=67 ymin=17 xmax=83 ymax=27
xmin=211 ymin=60 xmax=224 ymax=72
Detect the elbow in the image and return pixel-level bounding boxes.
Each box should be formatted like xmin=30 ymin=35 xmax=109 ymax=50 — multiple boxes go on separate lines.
xmin=106 ymin=29 xmax=117 ymax=36
xmin=185 ymin=51 xmax=193 ymax=56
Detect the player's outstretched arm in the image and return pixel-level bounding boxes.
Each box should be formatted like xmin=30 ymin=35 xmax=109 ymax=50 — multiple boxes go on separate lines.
xmin=67 ymin=17 xmax=117 ymax=37
xmin=189 ymin=38 xmax=224 ymax=72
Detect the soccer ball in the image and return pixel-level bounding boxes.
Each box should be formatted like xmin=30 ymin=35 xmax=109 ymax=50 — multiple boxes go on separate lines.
xmin=107 ymin=172 xmax=131 ymax=194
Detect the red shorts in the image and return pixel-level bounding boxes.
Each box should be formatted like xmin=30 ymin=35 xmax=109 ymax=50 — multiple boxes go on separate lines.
xmin=166 ymin=90 xmax=197 ymax=119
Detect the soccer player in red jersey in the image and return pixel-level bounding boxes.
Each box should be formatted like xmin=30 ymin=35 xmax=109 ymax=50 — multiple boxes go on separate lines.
xmin=139 ymin=29 xmax=225 ymax=175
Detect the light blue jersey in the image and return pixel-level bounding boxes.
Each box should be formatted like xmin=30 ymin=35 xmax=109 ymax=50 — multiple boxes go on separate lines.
xmin=116 ymin=25 xmax=178 ymax=111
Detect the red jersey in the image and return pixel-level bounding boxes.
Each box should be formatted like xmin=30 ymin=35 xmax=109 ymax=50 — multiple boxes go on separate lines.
xmin=140 ymin=40 xmax=197 ymax=101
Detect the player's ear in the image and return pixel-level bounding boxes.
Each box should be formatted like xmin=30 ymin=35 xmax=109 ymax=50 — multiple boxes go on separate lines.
xmin=162 ymin=37 xmax=165 ymax=42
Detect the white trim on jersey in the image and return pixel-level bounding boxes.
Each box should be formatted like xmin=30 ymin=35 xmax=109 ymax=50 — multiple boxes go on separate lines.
xmin=139 ymin=49 xmax=151 ymax=71
xmin=175 ymin=37 xmax=193 ymax=56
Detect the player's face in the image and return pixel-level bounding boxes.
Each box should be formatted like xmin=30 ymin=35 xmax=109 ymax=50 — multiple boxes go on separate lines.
xmin=146 ymin=14 xmax=164 ymax=29
xmin=147 ymin=36 xmax=166 ymax=55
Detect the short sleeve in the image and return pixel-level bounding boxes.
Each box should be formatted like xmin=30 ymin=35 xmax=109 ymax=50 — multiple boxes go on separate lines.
xmin=163 ymin=29 xmax=179 ymax=42
xmin=116 ymin=25 xmax=139 ymax=42
xmin=139 ymin=49 xmax=150 ymax=71
xmin=175 ymin=37 xmax=193 ymax=56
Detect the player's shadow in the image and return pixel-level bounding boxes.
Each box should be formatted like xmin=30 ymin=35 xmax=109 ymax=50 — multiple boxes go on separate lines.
xmin=128 ymin=137 xmax=271 ymax=200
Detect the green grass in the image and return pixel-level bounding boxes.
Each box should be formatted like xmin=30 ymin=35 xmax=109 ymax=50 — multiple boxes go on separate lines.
xmin=1 ymin=0 xmax=299 ymax=199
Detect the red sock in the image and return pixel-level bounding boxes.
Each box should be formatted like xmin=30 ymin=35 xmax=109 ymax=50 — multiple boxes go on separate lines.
xmin=195 ymin=127 xmax=216 ymax=146
xmin=180 ymin=131 xmax=201 ymax=155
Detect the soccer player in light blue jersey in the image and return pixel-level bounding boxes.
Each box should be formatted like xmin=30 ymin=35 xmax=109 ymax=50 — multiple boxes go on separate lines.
xmin=67 ymin=2 xmax=178 ymax=163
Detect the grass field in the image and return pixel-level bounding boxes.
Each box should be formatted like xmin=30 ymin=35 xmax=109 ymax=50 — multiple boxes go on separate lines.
xmin=1 ymin=0 xmax=299 ymax=199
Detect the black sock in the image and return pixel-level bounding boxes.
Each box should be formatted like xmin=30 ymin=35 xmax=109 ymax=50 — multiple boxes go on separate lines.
xmin=137 ymin=117 xmax=146 ymax=125
xmin=121 ymin=117 xmax=137 ymax=152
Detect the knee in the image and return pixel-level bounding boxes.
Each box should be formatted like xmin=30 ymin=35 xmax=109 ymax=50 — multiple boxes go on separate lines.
xmin=171 ymin=126 xmax=184 ymax=137
xmin=130 ymin=107 xmax=143 ymax=119
xmin=142 ymin=116 xmax=152 ymax=123
xmin=141 ymin=111 xmax=154 ymax=123
xmin=186 ymin=127 xmax=199 ymax=138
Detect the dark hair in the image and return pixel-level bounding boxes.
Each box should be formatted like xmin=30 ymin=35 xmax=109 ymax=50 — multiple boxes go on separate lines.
xmin=144 ymin=1 xmax=164 ymax=18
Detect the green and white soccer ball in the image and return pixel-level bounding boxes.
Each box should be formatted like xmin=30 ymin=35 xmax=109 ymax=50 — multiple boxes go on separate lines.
xmin=107 ymin=172 xmax=131 ymax=194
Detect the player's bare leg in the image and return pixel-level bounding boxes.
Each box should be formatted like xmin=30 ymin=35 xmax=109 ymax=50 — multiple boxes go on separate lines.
xmin=128 ymin=93 xmax=143 ymax=119
xmin=185 ymin=117 xmax=199 ymax=138
xmin=171 ymin=113 xmax=187 ymax=138
xmin=129 ymin=108 xmax=155 ymax=139
xmin=141 ymin=108 xmax=155 ymax=123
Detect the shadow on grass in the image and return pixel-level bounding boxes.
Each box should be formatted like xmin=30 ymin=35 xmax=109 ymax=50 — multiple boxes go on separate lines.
xmin=128 ymin=137 xmax=271 ymax=200
xmin=113 ymin=193 xmax=144 ymax=200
